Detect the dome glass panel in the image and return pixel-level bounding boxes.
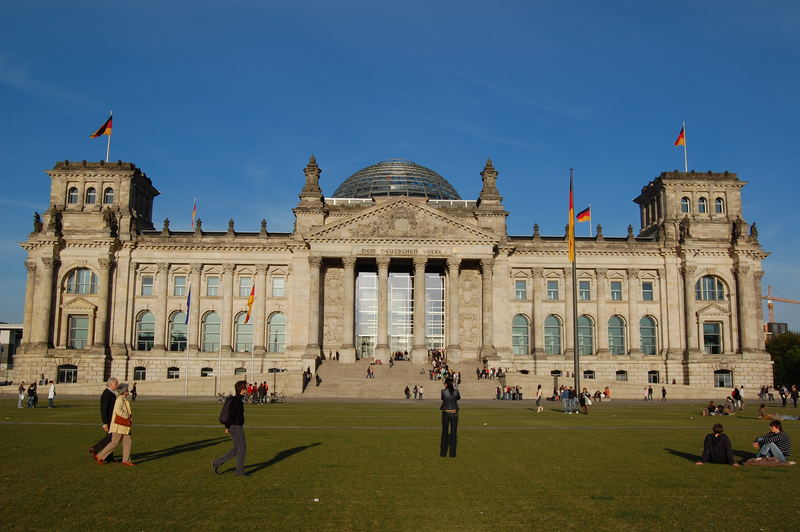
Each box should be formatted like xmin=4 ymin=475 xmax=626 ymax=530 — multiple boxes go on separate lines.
xmin=332 ymin=159 xmax=461 ymax=200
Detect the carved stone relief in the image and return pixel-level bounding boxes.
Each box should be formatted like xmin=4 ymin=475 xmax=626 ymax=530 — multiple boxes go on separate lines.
xmin=322 ymin=266 xmax=344 ymax=347
xmin=458 ymin=267 xmax=481 ymax=347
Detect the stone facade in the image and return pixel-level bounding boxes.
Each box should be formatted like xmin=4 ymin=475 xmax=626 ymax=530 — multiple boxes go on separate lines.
xmin=13 ymin=158 xmax=773 ymax=391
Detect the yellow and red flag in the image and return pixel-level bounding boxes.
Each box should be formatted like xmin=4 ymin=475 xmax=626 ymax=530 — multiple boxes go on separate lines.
xmin=191 ymin=198 xmax=197 ymax=229
xmin=90 ymin=114 xmax=113 ymax=138
xmin=674 ymin=126 xmax=686 ymax=146
xmin=244 ymin=285 xmax=255 ymax=324
xmin=576 ymin=206 xmax=591 ymax=223
xmin=568 ymin=173 xmax=575 ymax=263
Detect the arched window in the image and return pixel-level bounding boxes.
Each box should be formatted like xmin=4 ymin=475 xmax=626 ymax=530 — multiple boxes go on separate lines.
xmin=680 ymin=197 xmax=690 ymax=213
xmin=201 ymin=312 xmax=221 ymax=352
xmin=66 ymin=268 xmax=98 ymax=294
xmin=234 ymin=312 xmax=253 ymax=352
xmin=234 ymin=367 xmax=247 ymax=375
xmin=544 ymin=315 xmax=562 ymax=355
xmin=103 ymin=187 xmax=114 ymax=204
xmin=511 ymin=314 xmax=529 ymax=355
xmin=136 ymin=311 xmax=155 ymax=351
xmin=714 ymin=369 xmax=732 ymax=387
xmin=67 ymin=187 xmax=79 ymax=204
xmin=86 ymin=187 xmax=97 ymax=204
xmin=583 ymin=370 xmax=595 ymax=380
xmin=577 ymin=315 xmax=594 ymax=356
xmin=168 ymin=311 xmax=187 ymax=351
xmin=647 ymin=370 xmax=660 ymax=384
xmin=639 ymin=316 xmax=657 ymax=355
xmin=608 ymin=316 xmax=626 ymax=355
xmin=615 ymin=370 xmax=628 ymax=382
xmin=695 ymin=276 xmax=725 ymax=301
xmin=133 ymin=366 xmax=146 ymax=380
xmin=200 ymin=367 xmax=214 ymax=377
xmin=697 ymin=197 xmax=708 ymax=213
xmin=167 ymin=367 xmax=180 ymax=379
xmin=267 ymin=312 xmax=286 ymax=353
xmin=57 ymin=364 xmax=78 ymax=383
xmin=714 ymin=197 xmax=724 ymax=213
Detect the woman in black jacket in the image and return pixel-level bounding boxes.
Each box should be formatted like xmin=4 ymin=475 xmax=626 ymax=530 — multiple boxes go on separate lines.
xmin=212 ymin=380 xmax=249 ymax=477
xmin=440 ymin=377 xmax=461 ymax=457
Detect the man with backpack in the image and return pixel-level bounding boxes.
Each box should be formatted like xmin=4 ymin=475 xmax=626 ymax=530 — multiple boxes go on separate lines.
xmin=212 ymin=380 xmax=249 ymax=477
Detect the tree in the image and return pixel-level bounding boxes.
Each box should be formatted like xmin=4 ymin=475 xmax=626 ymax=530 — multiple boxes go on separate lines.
xmin=765 ymin=332 xmax=800 ymax=385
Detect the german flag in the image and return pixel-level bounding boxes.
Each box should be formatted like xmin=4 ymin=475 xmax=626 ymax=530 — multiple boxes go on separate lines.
xmin=244 ymin=285 xmax=255 ymax=324
xmin=90 ymin=114 xmax=112 ymax=138
xmin=576 ymin=207 xmax=591 ymax=222
xmin=674 ymin=126 xmax=685 ymax=147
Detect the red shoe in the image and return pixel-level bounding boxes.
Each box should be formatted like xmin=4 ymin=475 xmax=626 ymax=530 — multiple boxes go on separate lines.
xmin=94 ymin=455 xmax=105 ymax=465
xmin=121 ymin=461 xmax=136 ymax=467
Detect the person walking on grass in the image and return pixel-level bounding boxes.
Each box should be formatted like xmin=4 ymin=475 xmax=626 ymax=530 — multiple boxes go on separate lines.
xmin=90 ymin=378 xmax=118 ymax=463
xmin=212 ymin=380 xmax=249 ymax=477
xmin=536 ymin=384 xmax=544 ymax=413
xmin=661 ymin=387 xmax=667 ymax=402
xmin=695 ymin=423 xmax=738 ymax=467
xmin=17 ymin=382 xmax=25 ymax=408
xmin=95 ymin=383 xmax=135 ymax=467
xmin=440 ymin=377 xmax=461 ymax=458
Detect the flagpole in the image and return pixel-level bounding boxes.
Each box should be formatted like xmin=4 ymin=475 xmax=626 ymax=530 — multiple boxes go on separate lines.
xmin=569 ymin=169 xmax=581 ymax=397
xmin=106 ymin=111 xmax=112 ymax=163
xmin=217 ymin=338 xmax=222 ymax=397
xmin=589 ymin=204 xmax=593 ymax=238
xmin=682 ymin=121 xmax=688 ymax=172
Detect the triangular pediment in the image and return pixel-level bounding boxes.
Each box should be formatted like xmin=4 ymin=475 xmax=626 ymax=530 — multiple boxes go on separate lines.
xmin=307 ymin=199 xmax=498 ymax=242
xmin=696 ymin=303 xmax=729 ymax=318
xmin=62 ymin=296 xmax=97 ymax=311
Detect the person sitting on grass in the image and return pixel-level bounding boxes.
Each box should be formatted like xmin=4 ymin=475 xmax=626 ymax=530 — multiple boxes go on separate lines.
xmin=757 ymin=403 xmax=799 ymax=421
xmin=695 ymin=423 xmax=738 ymax=467
xmin=702 ymin=401 xmax=716 ymax=416
xmin=752 ymin=420 xmax=794 ymax=464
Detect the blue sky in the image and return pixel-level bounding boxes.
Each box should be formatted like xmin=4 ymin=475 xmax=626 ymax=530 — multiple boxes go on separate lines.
xmin=1 ymin=1 xmax=799 ymax=328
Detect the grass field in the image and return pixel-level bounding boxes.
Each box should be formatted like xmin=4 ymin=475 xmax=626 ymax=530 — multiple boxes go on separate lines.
xmin=1 ymin=397 xmax=798 ymax=531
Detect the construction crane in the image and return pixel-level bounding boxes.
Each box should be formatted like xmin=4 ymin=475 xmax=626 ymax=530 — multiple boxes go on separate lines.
xmin=762 ymin=285 xmax=800 ymax=324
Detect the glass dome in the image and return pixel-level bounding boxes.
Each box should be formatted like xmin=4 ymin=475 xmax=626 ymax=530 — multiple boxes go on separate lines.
xmin=332 ymin=159 xmax=461 ymax=200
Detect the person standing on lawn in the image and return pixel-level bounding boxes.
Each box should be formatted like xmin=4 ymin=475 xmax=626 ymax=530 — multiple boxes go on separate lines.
xmin=95 ymin=383 xmax=134 ymax=466
xmin=17 ymin=382 xmax=25 ymax=408
xmin=536 ymin=384 xmax=544 ymax=413
xmin=661 ymin=387 xmax=667 ymax=402
xmin=47 ymin=381 xmax=56 ymax=408
xmin=212 ymin=380 xmax=249 ymax=477
xmin=89 ymin=378 xmax=118 ymax=462
xmin=695 ymin=423 xmax=737 ymax=466
xmin=440 ymin=377 xmax=461 ymax=458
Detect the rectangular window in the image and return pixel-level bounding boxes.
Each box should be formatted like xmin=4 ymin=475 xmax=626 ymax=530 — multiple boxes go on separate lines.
xmin=173 ymin=275 xmax=186 ymax=296
xmin=271 ymin=277 xmax=285 ymax=297
xmin=206 ymin=275 xmax=220 ymax=297
xmin=642 ymin=281 xmax=654 ymax=302
xmin=167 ymin=367 xmax=180 ymax=379
xmin=703 ymin=322 xmax=722 ymax=354
xmin=610 ymin=281 xmax=622 ymax=301
xmin=238 ymin=276 xmax=252 ymax=298
xmin=133 ymin=367 xmax=146 ymax=381
xmin=515 ymin=280 xmax=527 ymax=300
xmin=140 ymin=275 xmax=154 ymax=296
xmin=547 ymin=280 xmax=559 ymax=300
xmin=68 ymin=315 xmax=89 ymax=349
xmin=579 ymin=280 xmax=591 ymax=301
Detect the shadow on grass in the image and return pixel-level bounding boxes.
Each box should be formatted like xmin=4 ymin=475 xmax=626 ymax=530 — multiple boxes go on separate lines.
xmin=664 ymin=448 xmax=701 ymax=462
xmin=133 ymin=437 xmax=228 ymax=463
xmin=245 ymin=442 xmax=322 ymax=474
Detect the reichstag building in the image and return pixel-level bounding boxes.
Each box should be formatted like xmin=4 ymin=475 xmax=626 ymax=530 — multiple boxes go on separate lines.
xmin=14 ymin=157 xmax=772 ymax=390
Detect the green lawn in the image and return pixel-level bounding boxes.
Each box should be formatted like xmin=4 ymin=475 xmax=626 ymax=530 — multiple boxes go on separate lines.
xmin=1 ymin=398 xmax=798 ymax=530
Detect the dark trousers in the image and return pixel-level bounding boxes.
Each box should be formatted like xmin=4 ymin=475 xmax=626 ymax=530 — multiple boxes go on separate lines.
xmin=92 ymin=432 xmax=115 ymax=462
xmin=213 ymin=425 xmax=247 ymax=475
xmin=440 ymin=412 xmax=458 ymax=457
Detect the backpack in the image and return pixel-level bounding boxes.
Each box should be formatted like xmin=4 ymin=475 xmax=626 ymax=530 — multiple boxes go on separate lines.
xmin=219 ymin=396 xmax=233 ymax=425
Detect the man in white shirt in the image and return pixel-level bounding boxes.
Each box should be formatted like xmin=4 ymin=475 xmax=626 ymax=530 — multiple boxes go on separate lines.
xmin=47 ymin=381 xmax=56 ymax=408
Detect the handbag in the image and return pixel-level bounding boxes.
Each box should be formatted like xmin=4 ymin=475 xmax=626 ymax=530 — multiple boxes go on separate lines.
xmin=114 ymin=414 xmax=132 ymax=427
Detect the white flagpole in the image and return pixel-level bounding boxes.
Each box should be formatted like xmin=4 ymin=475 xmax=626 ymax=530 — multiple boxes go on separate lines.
xmin=682 ymin=121 xmax=688 ymax=172
xmin=217 ymin=338 xmax=222 ymax=397
xmin=589 ymin=203 xmax=593 ymax=238
xmin=105 ymin=111 xmax=112 ymax=163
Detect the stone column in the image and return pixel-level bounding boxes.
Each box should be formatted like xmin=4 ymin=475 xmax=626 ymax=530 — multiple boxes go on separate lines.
xmin=626 ymin=268 xmax=641 ymax=357
xmin=221 ymin=264 xmax=235 ymax=356
xmin=595 ymin=269 xmax=609 ymax=358
xmin=188 ymin=264 xmax=202 ymax=351
xmin=530 ymin=267 xmax=544 ymax=358
xmin=479 ymin=258 xmax=497 ymax=360
xmin=375 ymin=256 xmax=390 ymax=359
xmin=340 ymin=257 xmax=356 ymax=363
xmin=412 ymin=257 xmax=427 ymax=363
xmin=34 ymin=257 xmax=56 ymax=348
xmin=253 ymin=265 xmax=268 ymax=355
xmin=446 ymin=258 xmax=462 ymax=361
xmin=305 ymin=256 xmax=322 ymax=356
xmin=682 ymin=265 xmax=699 ymax=357
xmin=154 ymin=263 xmax=169 ymax=350
xmin=93 ymin=258 xmax=113 ymax=350
xmin=21 ymin=261 xmax=36 ymax=350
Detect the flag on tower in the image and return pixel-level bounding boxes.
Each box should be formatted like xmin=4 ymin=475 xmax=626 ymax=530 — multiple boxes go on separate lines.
xmin=90 ymin=114 xmax=113 ymax=138
xmin=244 ymin=285 xmax=255 ymax=324
xmin=674 ymin=126 xmax=686 ymax=146
xmin=576 ymin=206 xmax=591 ymax=223
xmin=191 ymin=199 xmax=197 ymax=229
